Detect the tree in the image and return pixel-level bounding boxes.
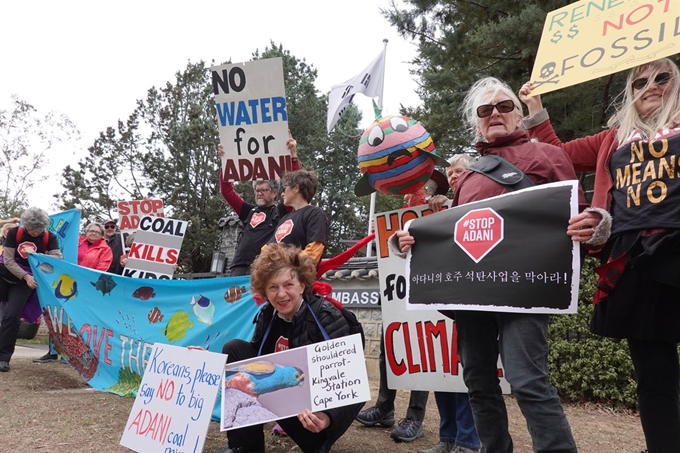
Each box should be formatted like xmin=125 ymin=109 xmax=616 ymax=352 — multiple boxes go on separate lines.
xmin=57 ymin=45 xmax=370 ymax=272
xmin=383 ymin=0 xmax=652 ymax=156
xmin=0 ymin=96 xmax=79 ymax=216
xmin=58 ymin=61 xmax=223 ymax=273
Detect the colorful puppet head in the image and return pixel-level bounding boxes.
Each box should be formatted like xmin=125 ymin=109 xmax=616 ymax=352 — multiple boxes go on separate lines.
xmin=354 ymin=113 xmax=449 ymax=196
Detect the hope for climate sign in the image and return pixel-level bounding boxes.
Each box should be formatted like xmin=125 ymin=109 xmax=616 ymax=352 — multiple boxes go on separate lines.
xmin=530 ymin=0 xmax=679 ymax=96
xmin=405 ymin=181 xmax=580 ymax=314
xmin=212 ymin=57 xmax=292 ymax=182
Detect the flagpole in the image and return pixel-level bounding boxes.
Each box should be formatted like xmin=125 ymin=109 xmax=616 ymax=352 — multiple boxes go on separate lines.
xmin=366 ymin=39 xmax=388 ymax=259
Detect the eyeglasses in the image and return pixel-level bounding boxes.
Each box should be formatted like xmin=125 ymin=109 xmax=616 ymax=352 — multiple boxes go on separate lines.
xmin=254 ymin=188 xmax=271 ymax=194
xmin=476 ymin=99 xmax=516 ymax=118
xmin=632 ymin=72 xmax=672 ymax=91
xmin=104 ymin=225 xmax=116 ymax=230
xmin=87 ymin=229 xmax=103 ymax=235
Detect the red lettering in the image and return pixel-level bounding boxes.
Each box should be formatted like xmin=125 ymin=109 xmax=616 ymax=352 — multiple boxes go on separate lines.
xmin=385 ymin=322 xmax=406 ymax=376
xmin=403 ymin=323 xmax=421 ymax=373
xmin=129 ymin=242 xmax=143 ymax=259
xmin=166 ymin=249 xmax=178 ymax=265
xmin=117 ymin=201 xmax=130 ymax=215
xmin=415 ymin=321 xmax=428 ymax=372
xmin=151 ymin=199 xmax=163 ymax=213
xmin=424 ymin=320 xmax=450 ymax=374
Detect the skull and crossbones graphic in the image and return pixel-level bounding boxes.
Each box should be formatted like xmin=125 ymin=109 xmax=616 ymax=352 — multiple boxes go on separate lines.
xmin=533 ymin=62 xmax=560 ymax=88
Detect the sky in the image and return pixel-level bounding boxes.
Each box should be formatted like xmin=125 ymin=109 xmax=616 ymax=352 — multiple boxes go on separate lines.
xmin=0 ymin=0 xmax=423 ymax=212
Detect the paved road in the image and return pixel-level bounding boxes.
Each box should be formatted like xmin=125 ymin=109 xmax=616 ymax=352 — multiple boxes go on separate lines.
xmin=13 ymin=343 xmax=49 ymax=358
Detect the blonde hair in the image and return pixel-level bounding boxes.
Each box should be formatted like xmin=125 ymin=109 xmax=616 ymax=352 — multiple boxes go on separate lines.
xmin=461 ymin=77 xmax=523 ymax=142
xmin=608 ymin=58 xmax=680 ymax=144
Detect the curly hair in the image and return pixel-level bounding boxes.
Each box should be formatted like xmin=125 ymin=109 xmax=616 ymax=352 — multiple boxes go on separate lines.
xmin=250 ymin=244 xmax=317 ymax=298
xmin=20 ymin=207 xmax=50 ymax=231
xmin=281 ymin=170 xmax=319 ymax=203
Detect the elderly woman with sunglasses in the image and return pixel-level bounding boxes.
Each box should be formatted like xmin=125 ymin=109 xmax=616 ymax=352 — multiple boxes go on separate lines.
xmin=520 ymin=57 xmax=680 ymax=453
xmin=397 ymin=76 xmax=587 ymax=453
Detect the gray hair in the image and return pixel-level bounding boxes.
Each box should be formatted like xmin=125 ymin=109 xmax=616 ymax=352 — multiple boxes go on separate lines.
xmin=251 ymin=180 xmax=280 ymax=192
xmin=86 ymin=222 xmax=105 ymax=235
xmin=423 ymin=179 xmax=439 ymax=197
xmin=448 ymin=154 xmax=476 ymax=168
xmin=20 ymin=207 xmax=50 ymax=231
xmin=461 ymin=77 xmax=523 ymax=142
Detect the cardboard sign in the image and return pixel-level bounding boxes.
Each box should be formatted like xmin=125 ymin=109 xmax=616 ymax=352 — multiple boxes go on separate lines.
xmin=375 ymin=203 xmax=509 ymax=393
xmin=120 ymin=343 xmax=227 ymax=453
xmin=530 ymin=0 xmax=680 ymax=96
xmin=118 ymin=199 xmax=165 ymax=232
xmin=212 ymin=57 xmax=291 ymax=182
xmin=405 ymin=181 xmax=580 ymax=314
xmin=220 ymin=334 xmax=369 ymax=431
xmin=124 ymin=215 xmax=188 ymax=279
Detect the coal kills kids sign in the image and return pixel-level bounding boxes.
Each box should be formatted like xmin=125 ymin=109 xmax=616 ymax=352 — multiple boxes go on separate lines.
xmin=405 ymin=181 xmax=581 ymax=314
xmin=212 ymin=57 xmax=292 ymax=182
xmin=124 ymin=215 xmax=188 ymax=279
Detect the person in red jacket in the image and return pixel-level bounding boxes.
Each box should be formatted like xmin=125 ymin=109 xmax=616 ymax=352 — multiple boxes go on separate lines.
xmin=520 ymin=57 xmax=680 ymax=453
xmin=78 ymin=222 xmax=113 ymax=271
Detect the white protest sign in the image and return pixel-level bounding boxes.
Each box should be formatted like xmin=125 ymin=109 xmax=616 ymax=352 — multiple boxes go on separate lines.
xmin=120 ymin=343 xmax=227 ymax=453
xmin=375 ymin=204 xmax=510 ymax=393
xmin=118 ymin=199 xmax=165 ymax=232
xmin=221 ymin=333 xmax=368 ymax=431
xmin=212 ymin=57 xmax=292 ymax=182
xmin=123 ymin=215 xmax=188 ymax=279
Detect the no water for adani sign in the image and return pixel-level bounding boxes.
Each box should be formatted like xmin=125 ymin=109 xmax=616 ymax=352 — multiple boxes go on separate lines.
xmin=212 ymin=57 xmax=292 ymax=182
xmin=530 ymin=0 xmax=679 ymax=95
xmin=124 ymin=215 xmax=188 ymax=279
xmin=120 ymin=343 xmax=226 ymax=453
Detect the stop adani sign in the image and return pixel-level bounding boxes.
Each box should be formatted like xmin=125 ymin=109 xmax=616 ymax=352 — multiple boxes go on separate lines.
xmin=454 ymin=208 xmax=503 ymax=263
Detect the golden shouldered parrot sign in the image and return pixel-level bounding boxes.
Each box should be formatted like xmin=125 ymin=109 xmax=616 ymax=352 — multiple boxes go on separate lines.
xmin=529 ymin=0 xmax=679 ymax=96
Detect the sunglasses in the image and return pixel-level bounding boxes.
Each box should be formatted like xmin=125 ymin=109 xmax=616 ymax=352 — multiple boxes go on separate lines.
xmin=632 ymin=72 xmax=672 ymax=91
xmin=476 ymin=99 xmax=516 ymax=118
xmin=104 ymin=224 xmax=116 ymax=229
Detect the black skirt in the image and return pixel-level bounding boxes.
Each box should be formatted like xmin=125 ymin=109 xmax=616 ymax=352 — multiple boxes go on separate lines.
xmin=590 ymin=229 xmax=680 ymax=342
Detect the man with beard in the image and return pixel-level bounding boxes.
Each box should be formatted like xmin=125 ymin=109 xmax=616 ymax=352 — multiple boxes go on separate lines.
xmin=219 ymin=133 xmax=299 ymax=276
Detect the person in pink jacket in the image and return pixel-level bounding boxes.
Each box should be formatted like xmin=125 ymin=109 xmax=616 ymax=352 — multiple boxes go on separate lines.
xmin=78 ymin=222 xmax=113 ymax=271
xmin=520 ymin=57 xmax=680 ymax=453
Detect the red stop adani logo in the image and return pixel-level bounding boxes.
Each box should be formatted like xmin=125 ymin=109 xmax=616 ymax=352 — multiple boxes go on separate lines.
xmin=454 ymin=208 xmax=504 ymax=263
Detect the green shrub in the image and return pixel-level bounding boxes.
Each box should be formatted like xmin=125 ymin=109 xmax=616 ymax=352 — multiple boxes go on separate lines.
xmin=547 ymin=257 xmax=638 ymax=409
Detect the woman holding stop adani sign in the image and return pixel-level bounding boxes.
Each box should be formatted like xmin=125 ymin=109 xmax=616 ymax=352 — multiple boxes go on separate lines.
xmin=397 ymin=76 xmax=591 ymax=453
xmin=520 ymin=57 xmax=680 ymax=453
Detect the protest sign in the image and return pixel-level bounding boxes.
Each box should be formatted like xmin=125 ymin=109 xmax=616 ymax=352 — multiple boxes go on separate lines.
xmin=212 ymin=57 xmax=291 ymax=182
xmin=375 ymin=203 xmax=509 ymax=393
xmin=529 ymin=0 xmax=679 ymax=96
xmin=124 ymin=215 xmax=188 ymax=279
xmin=118 ymin=199 xmax=165 ymax=232
xmin=120 ymin=343 xmax=227 ymax=453
xmin=405 ymin=181 xmax=580 ymax=314
xmin=221 ymin=334 xmax=369 ymax=431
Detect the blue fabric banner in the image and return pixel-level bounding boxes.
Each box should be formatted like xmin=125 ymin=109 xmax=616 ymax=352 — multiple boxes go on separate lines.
xmin=48 ymin=208 xmax=80 ymax=264
xmin=28 ymin=254 xmax=260 ymax=419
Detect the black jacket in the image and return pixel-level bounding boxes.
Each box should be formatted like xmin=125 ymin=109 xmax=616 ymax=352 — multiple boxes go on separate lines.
xmin=250 ymin=293 xmax=363 ymax=448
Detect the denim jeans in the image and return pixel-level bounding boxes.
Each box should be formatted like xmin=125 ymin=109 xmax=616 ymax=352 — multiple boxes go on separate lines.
xmin=434 ymin=391 xmax=480 ymax=450
xmin=455 ymin=311 xmax=576 ymax=453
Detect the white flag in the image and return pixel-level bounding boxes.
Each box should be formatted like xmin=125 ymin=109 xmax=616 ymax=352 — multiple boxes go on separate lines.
xmin=327 ymin=49 xmax=385 ymax=133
